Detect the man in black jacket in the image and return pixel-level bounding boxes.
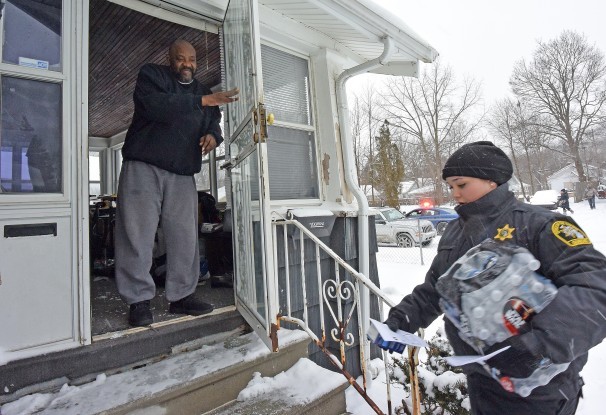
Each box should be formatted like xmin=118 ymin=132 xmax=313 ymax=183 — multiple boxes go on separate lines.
xmin=384 ymin=142 xmax=606 ymax=414
xmin=558 ymin=188 xmax=574 ymax=214
xmin=115 ymin=39 xmax=239 ymax=326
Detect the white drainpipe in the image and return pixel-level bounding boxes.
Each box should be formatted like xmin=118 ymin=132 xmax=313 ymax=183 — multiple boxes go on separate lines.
xmin=336 ymin=36 xmax=394 ymax=365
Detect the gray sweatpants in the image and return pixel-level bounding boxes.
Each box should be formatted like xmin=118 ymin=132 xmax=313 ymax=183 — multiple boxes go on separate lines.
xmin=114 ymin=160 xmax=199 ymax=304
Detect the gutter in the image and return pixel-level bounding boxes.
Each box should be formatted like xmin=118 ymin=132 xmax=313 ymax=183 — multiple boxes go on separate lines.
xmin=335 ymin=36 xmax=394 ymax=366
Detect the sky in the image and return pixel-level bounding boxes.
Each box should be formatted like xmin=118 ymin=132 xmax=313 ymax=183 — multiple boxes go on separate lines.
xmin=4 ymin=197 xmax=604 ymax=414
xmin=356 ymin=0 xmax=606 ymax=105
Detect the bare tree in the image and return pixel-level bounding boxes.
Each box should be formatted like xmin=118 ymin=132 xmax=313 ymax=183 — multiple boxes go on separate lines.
xmin=510 ymin=30 xmax=606 ymax=182
xmin=348 ymin=84 xmax=383 ymax=204
xmin=359 ymin=84 xmax=383 ymax=204
xmin=489 ymin=98 xmax=549 ymax=197
xmin=349 ymin=94 xmax=367 ymax=185
xmin=381 ymin=59 xmax=483 ymax=204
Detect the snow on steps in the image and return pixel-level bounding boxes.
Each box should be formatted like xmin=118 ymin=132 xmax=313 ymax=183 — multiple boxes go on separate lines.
xmin=0 ymin=329 xmax=348 ymax=415
xmin=203 ymin=358 xmax=349 ymax=415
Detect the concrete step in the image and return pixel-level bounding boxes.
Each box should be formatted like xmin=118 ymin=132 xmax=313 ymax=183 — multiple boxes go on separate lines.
xmin=109 ymin=331 xmax=313 ymax=415
xmin=1 ymin=306 xmax=247 ymax=404
xmin=0 ymin=329 xmax=322 ymax=414
xmin=204 ymin=358 xmax=349 ymax=415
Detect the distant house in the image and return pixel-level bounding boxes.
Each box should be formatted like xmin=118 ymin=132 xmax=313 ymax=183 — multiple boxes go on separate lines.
xmin=362 ymin=184 xmax=385 ymax=206
xmin=509 ymin=176 xmax=531 ymax=198
xmin=548 ymin=163 xmax=601 ymax=191
xmin=399 ymin=180 xmax=418 ymax=196
xmin=364 ymin=179 xmax=432 ymax=206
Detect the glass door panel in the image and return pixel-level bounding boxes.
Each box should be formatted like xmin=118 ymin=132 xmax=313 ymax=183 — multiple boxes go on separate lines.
xmin=231 ymin=145 xmax=267 ymax=323
xmin=223 ymin=0 xmax=260 ymax=157
xmin=0 ymin=76 xmax=62 ymax=193
xmin=224 ymin=0 xmax=277 ymax=349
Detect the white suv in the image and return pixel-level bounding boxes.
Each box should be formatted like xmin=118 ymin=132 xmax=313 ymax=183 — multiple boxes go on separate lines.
xmin=371 ymin=207 xmax=437 ymax=248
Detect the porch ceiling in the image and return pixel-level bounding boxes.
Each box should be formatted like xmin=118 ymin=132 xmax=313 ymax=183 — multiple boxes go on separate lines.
xmin=88 ymin=0 xmax=221 ymax=139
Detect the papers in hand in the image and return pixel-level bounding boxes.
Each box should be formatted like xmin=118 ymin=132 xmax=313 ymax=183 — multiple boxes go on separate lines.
xmin=444 ymin=346 xmax=511 ymax=367
xmin=367 ymin=319 xmax=428 ymax=354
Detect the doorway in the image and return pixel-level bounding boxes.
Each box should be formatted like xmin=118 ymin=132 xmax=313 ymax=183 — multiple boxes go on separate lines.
xmin=87 ymin=0 xmax=234 ymax=336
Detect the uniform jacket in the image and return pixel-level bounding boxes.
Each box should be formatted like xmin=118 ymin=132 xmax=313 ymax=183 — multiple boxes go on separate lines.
xmin=388 ymin=183 xmax=606 ymax=390
xmin=122 ymin=63 xmax=223 ymax=175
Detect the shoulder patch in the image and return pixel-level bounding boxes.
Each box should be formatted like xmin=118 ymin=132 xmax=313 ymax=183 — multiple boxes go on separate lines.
xmin=551 ymin=221 xmax=591 ymax=246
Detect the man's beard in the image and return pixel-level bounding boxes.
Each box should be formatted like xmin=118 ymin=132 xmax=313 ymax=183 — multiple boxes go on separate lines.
xmin=177 ymin=68 xmax=194 ymax=83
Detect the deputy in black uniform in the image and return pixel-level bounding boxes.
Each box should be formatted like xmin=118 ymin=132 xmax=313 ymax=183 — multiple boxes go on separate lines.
xmin=384 ymin=141 xmax=606 ymax=414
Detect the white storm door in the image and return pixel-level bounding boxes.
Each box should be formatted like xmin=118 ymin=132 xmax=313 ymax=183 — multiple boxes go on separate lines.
xmin=223 ymin=0 xmax=279 ymax=350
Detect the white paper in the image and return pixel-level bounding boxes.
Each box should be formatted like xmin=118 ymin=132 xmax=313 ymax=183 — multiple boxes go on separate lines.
xmin=18 ymin=57 xmax=49 ymax=70
xmin=444 ymin=345 xmax=511 ymax=366
xmin=368 ymin=318 xmax=428 ymax=348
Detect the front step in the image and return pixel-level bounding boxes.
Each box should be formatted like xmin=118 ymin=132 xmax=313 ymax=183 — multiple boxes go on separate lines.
xmin=205 ymin=358 xmax=349 ymax=415
xmin=1 ymin=329 xmax=350 ymax=415
xmin=110 ymin=330 xmax=314 ymax=415
xmin=0 ymin=306 xmax=247 ymax=404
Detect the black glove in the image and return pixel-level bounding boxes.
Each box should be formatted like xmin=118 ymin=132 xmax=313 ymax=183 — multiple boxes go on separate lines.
xmin=384 ymin=316 xmax=401 ymax=332
xmin=485 ymin=336 xmax=546 ymax=379
xmin=384 ymin=306 xmax=413 ymax=333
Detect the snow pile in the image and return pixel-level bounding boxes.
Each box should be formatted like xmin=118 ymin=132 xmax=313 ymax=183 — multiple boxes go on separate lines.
xmin=417 ymin=367 xmax=466 ymax=398
xmin=237 ymin=358 xmax=344 ymax=404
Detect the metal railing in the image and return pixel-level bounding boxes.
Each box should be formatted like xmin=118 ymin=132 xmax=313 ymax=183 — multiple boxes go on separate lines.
xmin=272 ymin=218 xmax=422 ymax=415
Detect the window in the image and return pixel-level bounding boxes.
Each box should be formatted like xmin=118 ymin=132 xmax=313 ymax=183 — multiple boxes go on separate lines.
xmin=89 ymin=151 xmax=101 ymax=196
xmin=0 ymin=77 xmax=62 ymax=193
xmin=0 ymin=0 xmax=64 ymax=194
xmin=261 ymin=45 xmax=318 ymax=200
xmin=2 ymin=0 xmax=62 ymax=72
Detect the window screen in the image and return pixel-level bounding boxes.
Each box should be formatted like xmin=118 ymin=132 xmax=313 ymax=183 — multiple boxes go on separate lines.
xmin=261 ymin=45 xmax=318 ymax=199
xmin=262 ymin=46 xmax=312 ymax=126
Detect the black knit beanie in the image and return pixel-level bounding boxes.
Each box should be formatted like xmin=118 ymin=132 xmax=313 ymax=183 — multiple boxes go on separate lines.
xmin=442 ymin=141 xmax=513 ymax=184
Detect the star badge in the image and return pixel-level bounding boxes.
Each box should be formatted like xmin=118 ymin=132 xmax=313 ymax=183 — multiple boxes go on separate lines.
xmin=495 ymin=224 xmax=515 ymax=241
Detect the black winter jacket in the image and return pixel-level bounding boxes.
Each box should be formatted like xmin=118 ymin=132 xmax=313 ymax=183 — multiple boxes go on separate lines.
xmin=388 ymin=183 xmax=606 ymax=388
xmin=122 ymin=63 xmax=223 ymax=175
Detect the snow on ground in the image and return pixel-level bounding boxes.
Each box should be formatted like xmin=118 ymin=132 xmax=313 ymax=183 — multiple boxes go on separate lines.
xmin=347 ymin=197 xmax=606 ymax=415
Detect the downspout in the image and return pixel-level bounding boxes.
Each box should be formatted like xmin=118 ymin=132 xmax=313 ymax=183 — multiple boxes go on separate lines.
xmin=335 ymin=36 xmax=393 ymax=366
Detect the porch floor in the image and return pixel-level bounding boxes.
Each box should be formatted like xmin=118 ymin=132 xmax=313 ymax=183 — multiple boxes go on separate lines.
xmin=91 ymin=273 xmax=235 ymax=335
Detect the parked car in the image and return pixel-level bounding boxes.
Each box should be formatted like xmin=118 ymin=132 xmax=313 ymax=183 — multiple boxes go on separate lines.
xmin=371 ymin=207 xmax=437 ymax=248
xmin=404 ymin=207 xmax=459 ymax=235
xmin=529 ymin=189 xmax=559 ymax=210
